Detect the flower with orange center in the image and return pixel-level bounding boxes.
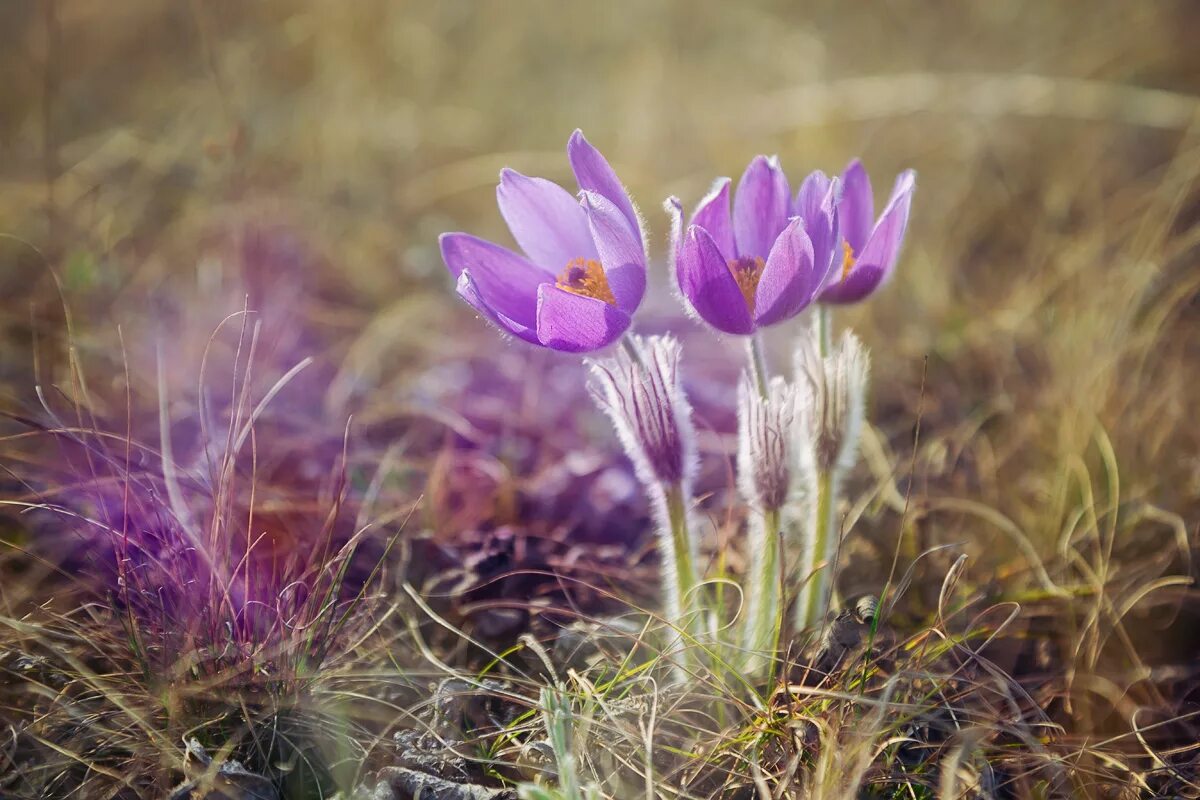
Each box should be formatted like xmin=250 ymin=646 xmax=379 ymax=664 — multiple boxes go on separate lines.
xmin=729 ymin=256 xmax=766 ymax=316
xmin=440 ymin=130 xmax=647 ymax=352
xmin=556 ymin=257 xmax=616 ymax=305
xmin=839 ymin=240 xmax=856 ymax=285
xmin=817 ymin=159 xmax=916 ymax=305
xmin=668 ymin=155 xmax=841 ymax=335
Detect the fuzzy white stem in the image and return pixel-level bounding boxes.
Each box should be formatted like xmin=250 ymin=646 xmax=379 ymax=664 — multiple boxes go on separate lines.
xmin=797 ymin=469 xmax=839 ymax=631
xmin=585 ymin=334 xmax=703 ymax=672
xmin=651 ymin=481 xmax=702 ymax=672
xmin=817 ymin=305 xmax=833 ymax=357
xmin=792 ymin=322 xmax=869 ymax=633
xmin=747 ymin=333 xmax=770 ymax=399
xmin=742 ymin=507 xmax=783 ymax=678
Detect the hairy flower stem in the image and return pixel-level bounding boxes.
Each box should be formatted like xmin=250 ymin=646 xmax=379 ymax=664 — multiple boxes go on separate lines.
xmin=746 ymin=333 xmax=770 ymax=399
xmin=798 ymin=470 xmax=838 ymax=630
xmin=664 ymin=483 xmax=698 ymax=618
xmin=796 ymin=305 xmax=843 ymax=632
xmin=742 ymin=508 xmax=783 ymax=680
xmin=588 ymin=334 xmax=703 ymax=676
xmin=741 ymin=332 xmax=786 ymax=681
xmin=817 ymin=304 xmax=833 ymax=357
xmin=661 ymin=482 xmax=702 ymax=666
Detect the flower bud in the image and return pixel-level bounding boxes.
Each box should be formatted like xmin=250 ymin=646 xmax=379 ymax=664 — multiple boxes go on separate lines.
xmin=794 ymin=329 xmax=869 ymax=477
xmin=737 ymin=373 xmax=797 ymax=512
xmin=587 ymin=335 xmax=697 ymax=490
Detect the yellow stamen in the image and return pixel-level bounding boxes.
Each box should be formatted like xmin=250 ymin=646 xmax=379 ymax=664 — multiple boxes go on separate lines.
xmin=556 ymin=257 xmax=616 ymax=305
xmin=729 ymin=256 xmax=766 ymax=316
xmin=840 ymin=241 xmax=856 ymax=284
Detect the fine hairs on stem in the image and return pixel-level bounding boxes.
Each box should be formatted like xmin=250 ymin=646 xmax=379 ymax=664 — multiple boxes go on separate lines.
xmin=586 ymin=334 xmax=704 ymax=665
xmin=793 ymin=319 xmax=870 ymax=632
xmin=736 ymin=366 xmax=797 ymax=678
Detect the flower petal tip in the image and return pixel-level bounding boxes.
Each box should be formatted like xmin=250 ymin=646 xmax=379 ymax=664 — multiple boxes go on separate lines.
xmin=578 ymin=189 xmax=603 ymax=210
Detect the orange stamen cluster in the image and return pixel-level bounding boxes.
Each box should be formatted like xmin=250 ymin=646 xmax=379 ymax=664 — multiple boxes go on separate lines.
xmin=840 ymin=241 xmax=856 ymax=283
xmin=556 ymin=257 xmax=616 ymax=305
xmin=729 ymin=256 xmax=766 ymax=315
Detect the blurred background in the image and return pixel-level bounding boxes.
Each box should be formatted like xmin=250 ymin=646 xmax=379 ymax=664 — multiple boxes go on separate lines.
xmin=3 ymin=0 xmax=1199 ymax=546
xmin=3 ymin=0 xmax=1200 ymax=612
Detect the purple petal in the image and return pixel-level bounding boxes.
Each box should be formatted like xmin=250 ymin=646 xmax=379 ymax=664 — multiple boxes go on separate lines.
xmin=455 ymin=270 xmax=540 ymax=344
xmin=821 ymin=170 xmax=915 ymax=304
xmin=818 ymin=263 xmax=884 ymax=304
xmin=690 ymin=178 xmax=735 ymax=261
xmin=536 ymin=284 xmax=631 ymax=352
xmin=853 ymin=171 xmax=915 ymax=283
xmin=581 ymin=191 xmax=646 ymax=315
xmin=676 ymin=225 xmax=753 ymax=335
xmin=733 ymin=155 xmax=791 ymax=260
xmin=794 ymin=170 xmax=831 ymax=223
xmin=440 ymin=232 xmax=550 ymax=327
xmin=753 ymin=218 xmax=818 ymax=328
xmin=567 ymin=129 xmax=642 ymax=242
xmin=839 ymin=159 xmax=875 ymax=254
xmin=497 ymin=168 xmax=596 ymax=269
xmin=804 ymin=175 xmax=841 ymax=292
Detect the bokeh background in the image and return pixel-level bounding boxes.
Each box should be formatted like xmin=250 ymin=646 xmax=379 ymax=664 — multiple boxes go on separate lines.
xmin=1 ymin=2 xmax=1200 ymax=792
xmin=4 ymin=0 xmax=1199 ymax=564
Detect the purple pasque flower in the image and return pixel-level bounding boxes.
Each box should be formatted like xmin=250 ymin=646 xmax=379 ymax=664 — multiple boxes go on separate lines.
xmin=440 ymin=130 xmax=646 ymax=353
xmin=668 ymin=155 xmax=839 ymax=336
xmin=818 ymin=160 xmax=916 ymax=305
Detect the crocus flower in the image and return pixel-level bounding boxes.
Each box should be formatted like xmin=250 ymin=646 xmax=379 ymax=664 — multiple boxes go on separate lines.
xmin=818 ymin=160 xmax=916 ymax=305
xmin=668 ymin=156 xmax=839 ymax=335
xmin=440 ymin=131 xmax=646 ymax=353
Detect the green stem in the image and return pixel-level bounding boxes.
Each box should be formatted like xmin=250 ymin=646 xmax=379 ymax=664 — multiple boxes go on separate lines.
xmin=744 ymin=507 xmax=782 ymax=682
xmin=800 ymin=470 xmax=838 ymax=630
xmin=542 ymin=687 xmax=584 ymax=800
xmin=816 ymin=304 xmax=833 ymax=357
xmin=663 ymin=482 xmax=702 ymax=650
xmin=746 ymin=332 xmax=770 ymax=399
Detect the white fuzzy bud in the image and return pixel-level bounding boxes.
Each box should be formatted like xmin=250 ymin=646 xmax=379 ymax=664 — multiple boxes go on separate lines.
xmin=794 ymin=329 xmax=869 ymax=478
xmin=736 ymin=373 xmax=797 ymax=513
xmin=587 ymin=335 xmax=697 ymax=491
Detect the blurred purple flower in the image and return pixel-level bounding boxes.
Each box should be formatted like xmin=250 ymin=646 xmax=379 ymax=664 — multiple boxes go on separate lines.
xmin=667 ymin=156 xmax=839 ymax=335
xmin=818 ymin=160 xmax=916 ymax=305
xmin=440 ymin=130 xmax=646 ymax=353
